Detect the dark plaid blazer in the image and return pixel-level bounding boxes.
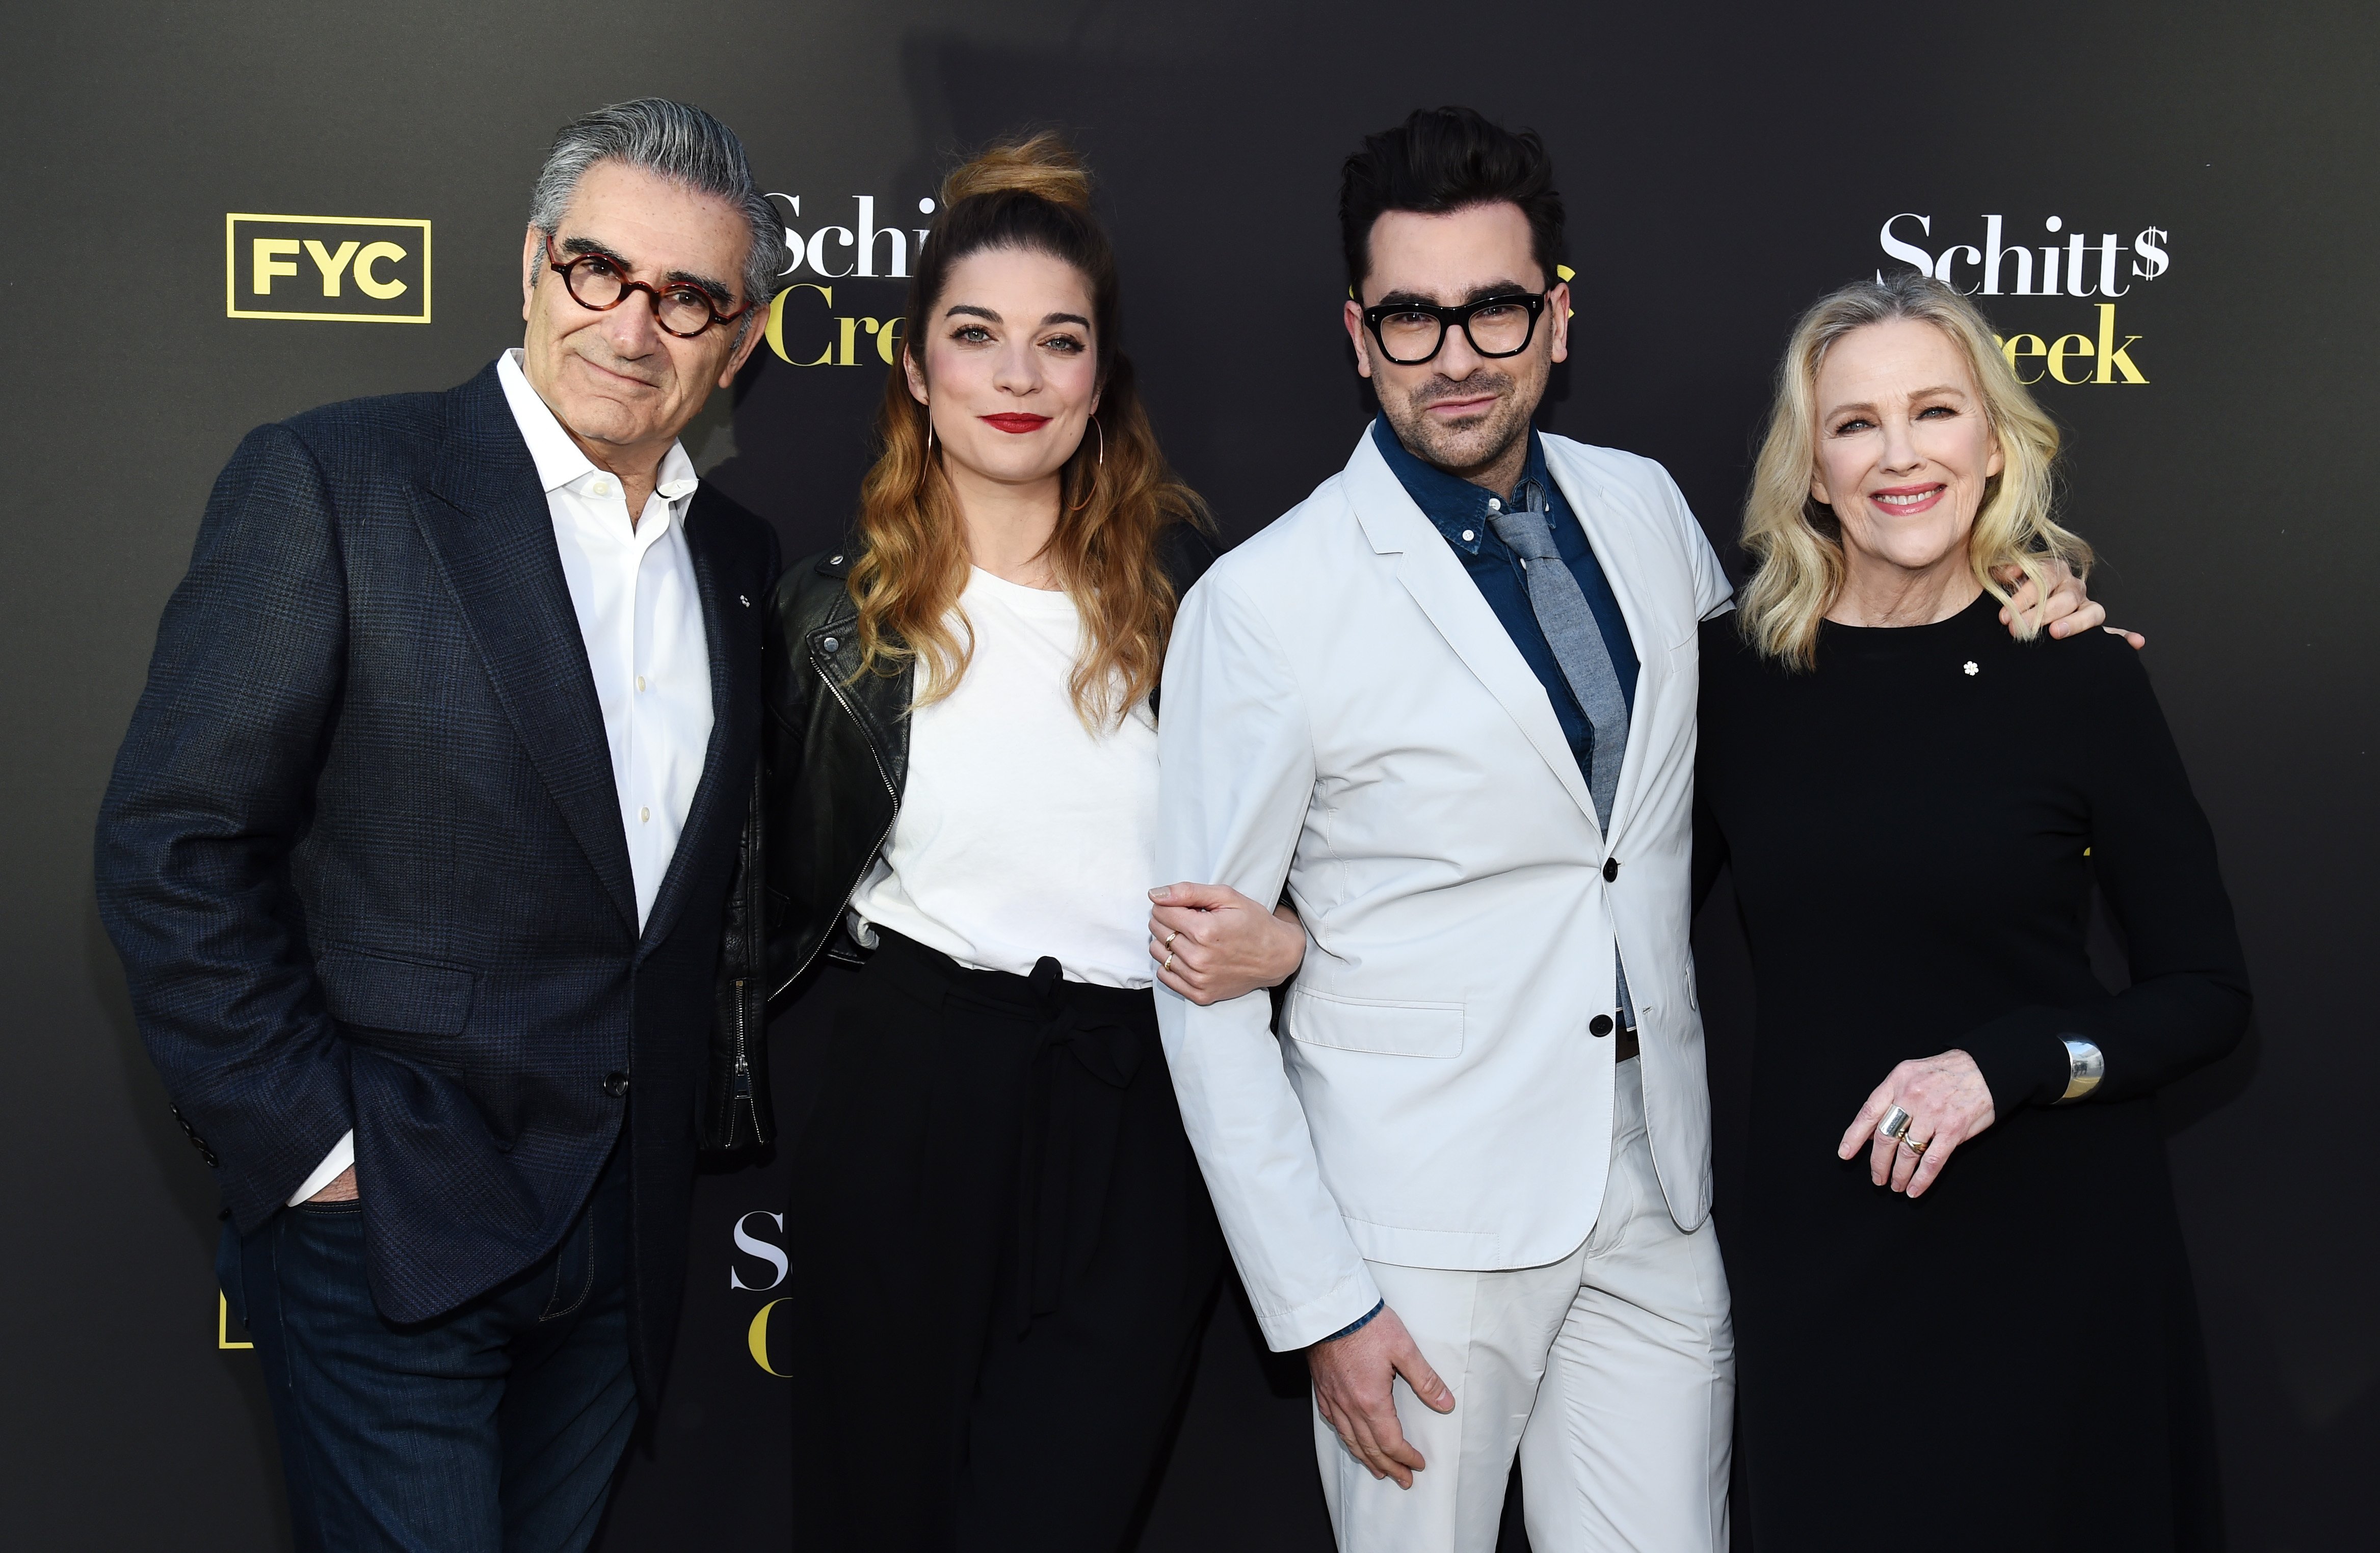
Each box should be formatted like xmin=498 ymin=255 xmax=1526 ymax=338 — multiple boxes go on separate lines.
xmin=95 ymin=361 xmax=779 ymax=1398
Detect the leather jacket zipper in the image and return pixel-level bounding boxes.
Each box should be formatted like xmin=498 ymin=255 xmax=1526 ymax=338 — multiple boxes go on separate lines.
xmin=730 ymin=978 xmax=754 ymax=1118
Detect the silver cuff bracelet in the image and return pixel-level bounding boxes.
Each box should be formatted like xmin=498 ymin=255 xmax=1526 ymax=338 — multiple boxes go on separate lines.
xmin=2057 ymin=1037 xmax=2106 ymax=1103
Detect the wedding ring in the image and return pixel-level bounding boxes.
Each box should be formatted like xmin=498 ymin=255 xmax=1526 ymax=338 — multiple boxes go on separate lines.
xmin=1165 ymin=930 xmax=1179 ymax=947
xmin=1879 ymin=1106 xmax=1913 ymax=1141
xmin=1162 ymin=952 xmax=1176 ymax=973
xmin=1901 ymin=1135 xmax=1929 ymax=1156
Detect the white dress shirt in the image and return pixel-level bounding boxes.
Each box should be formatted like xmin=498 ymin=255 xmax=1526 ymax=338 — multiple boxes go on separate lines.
xmin=285 ymin=350 xmax=715 ymax=1204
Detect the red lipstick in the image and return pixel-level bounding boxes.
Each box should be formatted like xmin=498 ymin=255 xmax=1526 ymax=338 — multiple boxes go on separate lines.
xmin=981 ymin=413 xmax=1051 ymax=434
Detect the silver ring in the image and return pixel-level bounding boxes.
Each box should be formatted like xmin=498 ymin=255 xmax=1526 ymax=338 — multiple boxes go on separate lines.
xmin=1879 ymin=1106 xmax=1913 ymax=1141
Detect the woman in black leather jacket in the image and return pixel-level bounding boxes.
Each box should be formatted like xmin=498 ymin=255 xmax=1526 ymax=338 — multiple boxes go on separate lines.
xmin=761 ymin=136 xmax=1303 ymax=1553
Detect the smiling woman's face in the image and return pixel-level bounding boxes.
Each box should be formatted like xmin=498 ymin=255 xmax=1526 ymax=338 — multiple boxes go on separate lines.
xmin=905 ymin=245 xmax=1100 ymax=492
xmin=1810 ymin=316 xmax=2005 ymax=577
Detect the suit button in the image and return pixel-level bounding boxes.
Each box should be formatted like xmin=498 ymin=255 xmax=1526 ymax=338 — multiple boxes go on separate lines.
xmin=172 ymin=1107 xmax=213 ymax=1154
xmin=602 ymin=1072 xmax=630 ymax=1098
xmin=1589 ymin=1014 xmax=1614 ymax=1037
xmin=1602 ymin=858 xmax=1619 ymax=882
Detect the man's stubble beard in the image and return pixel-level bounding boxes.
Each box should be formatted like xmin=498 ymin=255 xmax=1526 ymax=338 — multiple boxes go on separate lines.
xmin=1381 ymin=367 xmax=1542 ymax=484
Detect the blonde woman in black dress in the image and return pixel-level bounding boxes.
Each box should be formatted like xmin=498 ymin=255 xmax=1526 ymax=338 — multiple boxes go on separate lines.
xmin=1696 ymin=272 xmax=2250 ymax=1549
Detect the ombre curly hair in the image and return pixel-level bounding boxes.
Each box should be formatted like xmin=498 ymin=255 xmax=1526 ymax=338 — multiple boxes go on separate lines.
xmin=844 ymin=132 xmax=1211 ymax=728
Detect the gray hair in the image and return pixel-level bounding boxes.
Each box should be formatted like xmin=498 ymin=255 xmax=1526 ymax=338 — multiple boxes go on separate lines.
xmin=529 ymin=98 xmax=789 ymax=325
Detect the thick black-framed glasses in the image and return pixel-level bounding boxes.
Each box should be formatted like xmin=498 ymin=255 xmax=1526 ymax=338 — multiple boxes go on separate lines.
xmin=1360 ymin=290 xmax=1549 ymax=366
xmin=543 ymin=238 xmax=752 ymax=338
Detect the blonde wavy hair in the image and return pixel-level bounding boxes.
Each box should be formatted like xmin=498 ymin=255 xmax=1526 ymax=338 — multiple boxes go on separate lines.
xmin=845 ymin=132 xmax=1212 ymax=727
xmin=1737 ymin=272 xmax=2090 ymax=670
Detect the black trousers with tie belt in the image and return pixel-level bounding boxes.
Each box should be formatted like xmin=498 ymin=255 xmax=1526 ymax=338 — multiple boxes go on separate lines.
xmin=786 ymin=929 xmax=1224 ymax=1553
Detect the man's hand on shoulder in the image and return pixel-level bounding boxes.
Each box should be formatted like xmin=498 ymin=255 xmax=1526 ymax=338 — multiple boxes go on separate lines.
xmin=1308 ymin=1304 xmax=1454 ymax=1489
xmin=1993 ymin=559 xmax=2146 ymax=649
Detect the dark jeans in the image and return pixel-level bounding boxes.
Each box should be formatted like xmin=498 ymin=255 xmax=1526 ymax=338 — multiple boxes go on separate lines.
xmin=218 ymin=1142 xmax=637 ymax=1553
xmin=787 ymin=930 xmax=1225 ymax=1553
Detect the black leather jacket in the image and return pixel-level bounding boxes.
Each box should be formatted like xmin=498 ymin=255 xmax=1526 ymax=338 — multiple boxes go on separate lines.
xmin=706 ymin=526 xmax=1218 ymax=1147
xmin=760 ymin=546 xmax=907 ymax=994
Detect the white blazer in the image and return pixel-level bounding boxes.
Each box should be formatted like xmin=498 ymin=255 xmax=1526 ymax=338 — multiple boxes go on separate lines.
xmin=1153 ymin=427 xmax=1734 ymax=1351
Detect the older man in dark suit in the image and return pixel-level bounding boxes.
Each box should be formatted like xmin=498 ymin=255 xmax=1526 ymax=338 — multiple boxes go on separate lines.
xmin=95 ymin=98 xmax=783 ymax=1553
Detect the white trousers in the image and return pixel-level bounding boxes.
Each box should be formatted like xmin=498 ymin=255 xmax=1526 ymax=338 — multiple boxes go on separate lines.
xmin=1314 ymin=1060 xmax=1734 ymax=1552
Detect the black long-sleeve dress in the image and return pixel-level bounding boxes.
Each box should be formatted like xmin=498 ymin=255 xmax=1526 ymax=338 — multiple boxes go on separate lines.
xmin=1694 ymin=593 xmax=2251 ymax=1550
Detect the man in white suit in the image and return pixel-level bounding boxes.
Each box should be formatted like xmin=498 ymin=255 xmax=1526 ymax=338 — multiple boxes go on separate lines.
xmin=1150 ymin=108 xmax=2105 ymax=1551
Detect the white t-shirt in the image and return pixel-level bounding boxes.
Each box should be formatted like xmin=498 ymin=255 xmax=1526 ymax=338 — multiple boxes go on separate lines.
xmin=849 ymin=567 xmax=1158 ymax=987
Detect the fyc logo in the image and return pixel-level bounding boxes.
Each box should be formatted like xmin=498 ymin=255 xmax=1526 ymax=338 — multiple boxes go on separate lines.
xmin=226 ymin=213 xmax=432 ymax=324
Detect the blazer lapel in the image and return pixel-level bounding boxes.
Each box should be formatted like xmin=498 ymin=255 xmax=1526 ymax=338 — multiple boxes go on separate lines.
xmin=1343 ymin=433 xmax=1601 ymax=837
xmin=634 ymin=498 xmax=742 ymax=955
xmin=413 ymin=369 xmax=638 ymax=934
xmin=1543 ymin=442 xmax=1671 ymax=858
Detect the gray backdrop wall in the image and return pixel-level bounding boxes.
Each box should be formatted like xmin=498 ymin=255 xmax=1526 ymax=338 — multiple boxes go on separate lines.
xmin=5 ymin=2 xmax=2373 ymax=1548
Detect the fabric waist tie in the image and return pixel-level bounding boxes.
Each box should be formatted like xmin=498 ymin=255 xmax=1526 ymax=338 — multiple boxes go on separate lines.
xmin=1009 ymin=955 xmax=1146 ymax=1331
xmin=872 ymin=931 xmax=1155 ymax=1334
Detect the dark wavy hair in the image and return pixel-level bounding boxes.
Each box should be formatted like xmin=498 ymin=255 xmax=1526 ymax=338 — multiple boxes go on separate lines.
xmin=1338 ymin=105 xmax=1567 ymax=296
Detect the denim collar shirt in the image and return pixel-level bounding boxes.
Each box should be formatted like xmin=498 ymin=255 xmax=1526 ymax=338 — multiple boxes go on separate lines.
xmin=1370 ymin=418 xmax=1639 ymax=783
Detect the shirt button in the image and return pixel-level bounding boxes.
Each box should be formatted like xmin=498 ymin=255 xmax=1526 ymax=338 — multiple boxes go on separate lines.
xmin=1461 ymin=529 xmax=1475 ymax=542
xmin=602 ymin=1072 xmax=630 ymax=1098
xmin=1487 ymin=498 xmax=1501 ymax=511
xmin=591 ymin=477 xmax=612 ymax=497
xmin=640 ymin=806 xmax=651 ymax=823
xmin=636 ymin=675 xmax=647 ymax=691
xmin=1603 ymin=858 xmax=1620 ymax=881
